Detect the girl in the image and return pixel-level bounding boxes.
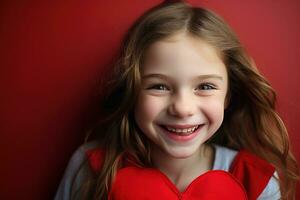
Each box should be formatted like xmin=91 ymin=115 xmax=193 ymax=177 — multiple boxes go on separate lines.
xmin=55 ymin=1 xmax=299 ymax=200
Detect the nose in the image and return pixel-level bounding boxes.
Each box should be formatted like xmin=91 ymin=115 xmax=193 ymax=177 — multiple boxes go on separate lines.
xmin=167 ymin=91 xmax=196 ymax=118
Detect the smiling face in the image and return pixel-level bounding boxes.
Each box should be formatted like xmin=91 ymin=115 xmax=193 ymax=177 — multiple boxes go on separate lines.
xmin=134 ymin=32 xmax=228 ymax=159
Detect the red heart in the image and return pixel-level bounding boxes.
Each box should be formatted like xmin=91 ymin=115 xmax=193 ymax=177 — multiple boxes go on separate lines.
xmin=109 ymin=167 xmax=247 ymax=200
xmin=87 ymin=148 xmax=275 ymax=200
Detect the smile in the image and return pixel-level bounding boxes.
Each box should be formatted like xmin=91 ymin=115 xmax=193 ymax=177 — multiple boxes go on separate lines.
xmin=163 ymin=125 xmax=199 ymax=135
xmin=159 ymin=124 xmax=204 ymax=142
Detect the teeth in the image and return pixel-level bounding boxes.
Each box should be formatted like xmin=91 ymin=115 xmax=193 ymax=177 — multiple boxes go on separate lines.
xmin=165 ymin=125 xmax=199 ymax=135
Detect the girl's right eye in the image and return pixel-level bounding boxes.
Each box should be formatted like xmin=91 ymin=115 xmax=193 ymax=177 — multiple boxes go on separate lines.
xmin=147 ymin=84 xmax=170 ymax=91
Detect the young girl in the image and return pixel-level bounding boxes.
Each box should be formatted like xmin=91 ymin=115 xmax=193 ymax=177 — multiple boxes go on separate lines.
xmin=55 ymin=1 xmax=299 ymax=200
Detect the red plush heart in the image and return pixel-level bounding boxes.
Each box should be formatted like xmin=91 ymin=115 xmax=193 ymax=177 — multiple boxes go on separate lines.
xmin=87 ymin=148 xmax=275 ymax=200
xmin=109 ymin=167 xmax=247 ymax=200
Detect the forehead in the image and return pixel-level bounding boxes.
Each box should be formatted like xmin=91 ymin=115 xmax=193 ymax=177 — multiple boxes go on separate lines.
xmin=142 ymin=33 xmax=227 ymax=78
xmin=145 ymin=33 xmax=221 ymax=62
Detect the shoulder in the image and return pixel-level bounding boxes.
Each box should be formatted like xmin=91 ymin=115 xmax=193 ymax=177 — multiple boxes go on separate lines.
xmin=212 ymin=144 xmax=275 ymax=174
xmin=212 ymin=143 xmax=238 ymax=171
xmin=54 ymin=140 xmax=102 ymax=200
xmin=235 ymin=150 xmax=281 ymax=199
xmin=85 ymin=142 xmax=105 ymax=174
xmin=212 ymin=144 xmax=280 ymax=199
xmin=257 ymin=171 xmax=281 ymax=200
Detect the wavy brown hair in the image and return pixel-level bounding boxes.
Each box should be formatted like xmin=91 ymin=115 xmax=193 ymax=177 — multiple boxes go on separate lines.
xmin=77 ymin=2 xmax=299 ymax=199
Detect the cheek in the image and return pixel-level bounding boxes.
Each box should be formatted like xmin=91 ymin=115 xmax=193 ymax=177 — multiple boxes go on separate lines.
xmin=202 ymin=97 xmax=225 ymax=126
xmin=134 ymin=94 xmax=166 ymax=124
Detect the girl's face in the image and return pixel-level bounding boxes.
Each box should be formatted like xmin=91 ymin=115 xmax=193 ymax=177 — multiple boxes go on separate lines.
xmin=134 ymin=33 xmax=228 ymax=159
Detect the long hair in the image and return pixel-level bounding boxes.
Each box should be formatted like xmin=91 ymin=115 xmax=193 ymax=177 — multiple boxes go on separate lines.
xmin=79 ymin=2 xmax=299 ymax=199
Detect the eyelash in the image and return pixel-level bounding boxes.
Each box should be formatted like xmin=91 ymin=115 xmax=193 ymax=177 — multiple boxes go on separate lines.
xmin=146 ymin=83 xmax=217 ymax=91
xmin=147 ymin=84 xmax=170 ymax=91
xmin=196 ymin=83 xmax=217 ymax=91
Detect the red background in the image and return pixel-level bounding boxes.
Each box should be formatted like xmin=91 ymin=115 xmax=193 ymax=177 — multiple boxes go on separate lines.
xmin=1 ymin=0 xmax=299 ymax=199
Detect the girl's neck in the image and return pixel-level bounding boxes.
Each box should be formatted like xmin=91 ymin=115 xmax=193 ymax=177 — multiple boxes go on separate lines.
xmin=150 ymin=144 xmax=215 ymax=192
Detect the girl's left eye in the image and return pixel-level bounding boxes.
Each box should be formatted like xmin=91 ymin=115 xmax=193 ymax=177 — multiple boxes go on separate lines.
xmin=197 ymin=83 xmax=217 ymax=90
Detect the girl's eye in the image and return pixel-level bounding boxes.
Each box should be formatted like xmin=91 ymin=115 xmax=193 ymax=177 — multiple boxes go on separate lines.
xmin=197 ymin=83 xmax=216 ymax=90
xmin=147 ymin=84 xmax=170 ymax=91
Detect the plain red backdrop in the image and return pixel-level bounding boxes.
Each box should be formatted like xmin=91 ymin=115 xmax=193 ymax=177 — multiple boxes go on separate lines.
xmin=1 ymin=0 xmax=299 ymax=199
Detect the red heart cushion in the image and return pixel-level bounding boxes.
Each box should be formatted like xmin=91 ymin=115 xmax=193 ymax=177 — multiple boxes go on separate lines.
xmin=87 ymin=148 xmax=275 ymax=200
xmin=109 ymin=167 xmax=247 ymax=200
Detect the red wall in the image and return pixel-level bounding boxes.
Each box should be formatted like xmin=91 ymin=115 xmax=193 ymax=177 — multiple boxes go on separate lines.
xmin=1 ymin=1 xmax=299 ymax=199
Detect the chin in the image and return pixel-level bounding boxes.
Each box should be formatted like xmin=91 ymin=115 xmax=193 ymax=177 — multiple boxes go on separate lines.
xmin=165 ymin=146 xmax=201 ymax=159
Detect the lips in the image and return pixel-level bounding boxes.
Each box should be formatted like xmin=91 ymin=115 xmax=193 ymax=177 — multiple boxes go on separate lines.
xmin=159 ymin=124 xmax=204 ymax=139
xmin=160 ymin=125 xmax=200 ymax=135
xmin=158 ymin=124 xmax=204 ymax=142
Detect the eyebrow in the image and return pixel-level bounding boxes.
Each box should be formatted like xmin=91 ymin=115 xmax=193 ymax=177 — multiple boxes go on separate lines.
xmin=142 ymin=73 xmax=223 ymax=81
